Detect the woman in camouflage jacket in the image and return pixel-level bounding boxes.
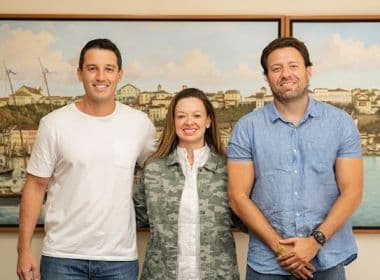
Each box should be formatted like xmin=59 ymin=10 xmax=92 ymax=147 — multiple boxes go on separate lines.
xmin=134 ymin=88 xmax=239 ymax=279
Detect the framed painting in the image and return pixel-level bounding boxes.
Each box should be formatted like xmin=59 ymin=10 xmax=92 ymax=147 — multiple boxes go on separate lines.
xmin=0 ymin=14 xmax=284 ymax=228
xmin=287 ymin=16 xmax=380 ymax=229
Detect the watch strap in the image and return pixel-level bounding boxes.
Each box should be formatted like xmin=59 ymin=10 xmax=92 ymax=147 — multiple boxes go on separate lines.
xmin=311 ymin=230 xmax=326 ymax=246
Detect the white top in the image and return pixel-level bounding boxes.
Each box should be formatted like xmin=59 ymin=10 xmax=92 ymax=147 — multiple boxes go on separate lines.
xmin=176 ymin=145 xmax=210 ymax=280
xmin=27 ymin=102 xmax=156 ymax=261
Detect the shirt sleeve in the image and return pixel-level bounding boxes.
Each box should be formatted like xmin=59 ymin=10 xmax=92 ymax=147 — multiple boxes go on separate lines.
xmin=337 ymin=112 xmax=362 ymax=158
xmin=137 ymin=116 xmax=157 ymax=167
xmin=227 ymin=118 xmax=254 ymax=162
xmin=26 ymin=118 xmax=57 ymax=178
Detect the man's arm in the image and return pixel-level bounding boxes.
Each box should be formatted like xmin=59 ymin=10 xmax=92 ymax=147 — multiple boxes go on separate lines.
xmin=228 ymin=160 xmax=315 ymax=279
xmin=17 ymin=174 xmax=49 ymax=280
xmin=228 ymin=160 xmax=282 ymax=252
xmin=278 ymin=158 xmax=363 ymax=271
xmin=317 ymin=157 xmax=363 ymax=238
xmin=137 ymin=117 xmax=156 ymax=168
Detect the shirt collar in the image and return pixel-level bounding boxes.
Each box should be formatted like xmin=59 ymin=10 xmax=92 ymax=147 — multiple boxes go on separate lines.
xmin=166 ymin=146 xmax=220 ymax=172
xmin=176 ymin=145 xmax=210 ymax=168
xmin=268 ymin=96 xmax=319 ymax=123
xmin=306 ymin=97 xmax=319 ymax=118
xmin=166 ymin=151 xmax=179 ymax=166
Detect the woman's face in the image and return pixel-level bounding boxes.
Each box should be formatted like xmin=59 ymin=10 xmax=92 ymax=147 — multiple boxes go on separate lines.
xmin=174 ymin=97 xmax=211 ymax=149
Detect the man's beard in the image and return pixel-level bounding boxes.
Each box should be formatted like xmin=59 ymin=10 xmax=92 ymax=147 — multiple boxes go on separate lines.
xmin=270 ymin=82 xmax=309 ymax=103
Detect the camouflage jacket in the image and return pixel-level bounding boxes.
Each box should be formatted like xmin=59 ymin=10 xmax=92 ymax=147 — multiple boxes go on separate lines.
xmin=134 ymin=150 xmax=239 ymax=280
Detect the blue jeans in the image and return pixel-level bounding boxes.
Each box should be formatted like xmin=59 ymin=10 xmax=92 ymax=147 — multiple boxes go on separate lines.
xmin=40 ymin=256 xmax=138 ymax=280
xmin=246 ymin=263 xmax=346 ymax=280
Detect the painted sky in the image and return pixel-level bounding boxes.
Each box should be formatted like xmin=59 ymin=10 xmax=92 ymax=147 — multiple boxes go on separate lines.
xmin=292 ymin=21 xmax=380 ymax=90
xmin=0 ymin=19 xmax=278 ymax=97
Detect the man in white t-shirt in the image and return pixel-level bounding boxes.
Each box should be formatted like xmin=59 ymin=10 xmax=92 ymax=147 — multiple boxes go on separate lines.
xmin=16 ymin=38 xmax=156 ymax=280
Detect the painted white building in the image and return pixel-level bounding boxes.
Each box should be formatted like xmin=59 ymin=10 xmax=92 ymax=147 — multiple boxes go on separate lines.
xmin=224 ymin=89 xmax=241 ymax=105
xmin=311 ymin=88 xmax=352 ymax=104
xmin=0 ymin=97 xmax=8 ymax=107
xmin=148 ymin=105 xmax=167 ymax=122
xmin=353 ymin=90 xmax=379 ymax=114
xmin=9 ymin=86 xmax=43 ymax=106
xmin=116 ymin=83 xmax=140 ymax=104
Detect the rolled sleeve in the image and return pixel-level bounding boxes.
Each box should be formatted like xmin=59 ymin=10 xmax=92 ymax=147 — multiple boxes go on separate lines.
xmin=337 ymin=113 xmax=362 ymax=158
xmin=27 ymin=119 xmax=57 ymax=178
xmin=227 ymin=119 xmax=254 ymax=162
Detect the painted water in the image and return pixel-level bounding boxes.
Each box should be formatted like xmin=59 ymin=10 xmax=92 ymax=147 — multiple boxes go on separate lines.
xmin=352 ymin=156 xmax=380 ymax=227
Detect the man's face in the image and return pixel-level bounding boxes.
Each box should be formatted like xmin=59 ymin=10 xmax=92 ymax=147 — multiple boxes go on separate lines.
xmin=77 ymin=48 xmax=122 ymax=104
xmin=266 ymin=47 xmax=312 ymax=102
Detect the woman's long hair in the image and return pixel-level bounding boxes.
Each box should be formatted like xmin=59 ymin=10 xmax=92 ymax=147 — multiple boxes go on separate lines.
xmin=152 ymin=88 xmax=224 ymax=159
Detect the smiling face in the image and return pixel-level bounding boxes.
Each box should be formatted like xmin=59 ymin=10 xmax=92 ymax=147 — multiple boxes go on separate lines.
xmin=266 ymin=47 xmax=312 ymax=103
xmin=174 ymin=97 xmax=211 ymax=150
xmin=77 ymin=48 xmax=123 ymax=106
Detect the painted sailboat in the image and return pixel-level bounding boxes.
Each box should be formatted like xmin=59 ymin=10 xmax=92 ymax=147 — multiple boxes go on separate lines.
xmin=0 ymin=61 xmax=54 ymax=205
xmin=0 ymin=128 xmax=13 ymax=176
xmin=0 ymin=64 xmax=27 ymax=204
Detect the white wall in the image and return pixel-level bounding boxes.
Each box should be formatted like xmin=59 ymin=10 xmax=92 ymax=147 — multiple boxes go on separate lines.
xmin=1 ymin=0 xmax=380 ymax=15
xmin=1 ymin=1 xmax=380 ymax=279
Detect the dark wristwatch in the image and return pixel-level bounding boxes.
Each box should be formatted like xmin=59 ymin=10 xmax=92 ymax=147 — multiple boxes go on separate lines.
xmin=311 ymin=230 xmax=326 ymax=246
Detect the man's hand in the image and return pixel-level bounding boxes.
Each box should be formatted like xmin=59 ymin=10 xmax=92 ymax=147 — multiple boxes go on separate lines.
xmin=17 ymin=174 xmax=48 ymax=280
xmin=17 ymin=250 xmax=40 ymax=280
xmin=277 ymin=242 xmax=315 ymax=279
xmin=277 ymin=237 xmax=319 ymax=279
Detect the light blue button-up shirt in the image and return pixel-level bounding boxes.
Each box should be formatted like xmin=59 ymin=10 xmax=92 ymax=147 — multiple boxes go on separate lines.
xmin=228 ymin=97 xmax=362 ymax=274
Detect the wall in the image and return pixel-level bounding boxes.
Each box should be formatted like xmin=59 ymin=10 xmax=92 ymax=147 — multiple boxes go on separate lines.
xmin=1 ymin=1 xmax=380 ymax=279
xmin=1 ymin=0 xmax=380 ymax=15
xmin=0 ymin=231 xmax=249 ymax=280
xmin=1 ymin=231 xmax=379 ymax=279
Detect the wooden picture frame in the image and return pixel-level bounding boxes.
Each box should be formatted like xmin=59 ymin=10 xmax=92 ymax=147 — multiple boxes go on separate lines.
xmin=0 ymin=14 xmax=284 ymax=230
xmin=287 ymin=16 xmax=380 ymax=230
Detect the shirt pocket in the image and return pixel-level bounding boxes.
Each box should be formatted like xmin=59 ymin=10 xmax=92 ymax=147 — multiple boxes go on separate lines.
xmin=113 ymin=140 xmax=137 ymax=169
xmin=303 ymin=133 xmax=337 ymax=162
xmin=309 ymin=162 xmax=336 ymax=184
xmin=303 ymin=137 xmax=336 ymax=185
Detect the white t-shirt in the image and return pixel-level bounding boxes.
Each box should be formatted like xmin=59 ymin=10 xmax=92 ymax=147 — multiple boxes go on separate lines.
xmin=27 ymin=102 xmax=156 ymax=261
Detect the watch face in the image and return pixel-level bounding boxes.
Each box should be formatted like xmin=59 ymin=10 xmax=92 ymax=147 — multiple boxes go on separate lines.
xmin=315 ymin=232 xmax=323 ymax=240
xmin=312 ymin=230 xmax=326 ymax=245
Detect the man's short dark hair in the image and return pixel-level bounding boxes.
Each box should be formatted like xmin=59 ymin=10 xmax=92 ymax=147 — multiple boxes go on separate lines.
xmin=78 ymin=38 xmax=122 ymax=70
xmin=260 ymin=37 xmax=312 ymax=75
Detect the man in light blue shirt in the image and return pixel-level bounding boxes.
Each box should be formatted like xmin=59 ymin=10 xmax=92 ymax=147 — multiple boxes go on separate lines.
xmin=228 ymin=37 xmax=363 ymax=280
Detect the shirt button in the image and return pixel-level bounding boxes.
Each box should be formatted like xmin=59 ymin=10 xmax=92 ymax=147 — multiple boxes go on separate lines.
xmin=296 ymin=212 xmax=300 ymax=217
xmin=293 ymin=149 xmax=297 ymax=153
xmin=294 ymin=170 xmax=298 ymax=174
xmin=294 ymin=191 xmax=298 ymax=196
xmin=298 ymin=233 xmax=303 ymax=237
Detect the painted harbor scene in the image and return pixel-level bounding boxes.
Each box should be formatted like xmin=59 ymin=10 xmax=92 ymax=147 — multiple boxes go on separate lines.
xmin=1 ymin=19 xmax=380 ymax=227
